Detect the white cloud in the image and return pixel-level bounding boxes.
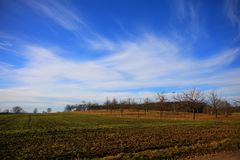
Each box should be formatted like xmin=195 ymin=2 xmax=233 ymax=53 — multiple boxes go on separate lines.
xmin=1 ymin=1 xmax=240 ymax=111
xmin=86 ymin=34 xmax=118 ymax=51
xmin=201 ymin=48 xmax=240 ymax=67
xmin=170 ymin=0 xmax=205 ymax=43
xmin=225 ymin=0 xmax=240 ymax=41
xmin=0 ymin=34 xmax=240 ymax=110
xmin=23 ymin=0 xmax=116 ymax=52
xmin=14 ymin=46 xmax=122 ymax=85
xmin=24 ymin=0 xmax=85 ymax=31
xmin=0 ymin=41 xmax=12 ymax=48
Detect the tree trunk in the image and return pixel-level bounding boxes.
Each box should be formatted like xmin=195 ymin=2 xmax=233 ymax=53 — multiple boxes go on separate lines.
xmin=193 ymin=109 xmax=196 ymax=120
xmin=224 ymin=111 xmax=228 ymax=118
xmin=215 ymin=109 xmax=217 ymax=118
xmin=159 ymin=110 xmax=162 ymax=119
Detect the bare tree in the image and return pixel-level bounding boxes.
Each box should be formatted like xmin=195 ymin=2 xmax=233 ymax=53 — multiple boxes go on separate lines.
xmin=12 ymin=106 xmax=23 ymax=114
xmin=47 ymin=108 xmax=52 ymax=113
xmin=104 ymin=97 xmax=111 ymax=106
xmin=131 ymin=98 xmax=137 ymax=105
xmin=233 ymin=100 xmax=240 ymax=106
xmin=173 ymin=93 xmax=184 ymax=102
xmin=3 ymin=109 xmax=9 ymax=113
xmin=156 ymin=93 xmax=167 ymax=117
xmin=219 ymin=100 xmax=231 ymax=117
xmin=144 ymin=97 xmax=150 ymax=104
xmin=144 ymin=97 xmax=150 ymax=115
xmin=109 ymin=98 xmax=118 ymax=113
xmin=119 ymin=99 xmax=125 ymax=105
xmin=182 ymin=88 xmax=205 ymax=120
xmin=104 ymin=97 xmax=111 ymax=111
xmin=156 ymin=93 xmax=167 ymax=103
xmin=64 ymin=104 xmax=72 ymax=112
xmin=111 ymin=98 xmax=118 ymax=106
xmin=208 ymin=91 xmax=221 ymax=118
xmin=33 ymin=108 xmax=38 ymax=114
xmin=126 ymin=98 xmax=131 ymax=105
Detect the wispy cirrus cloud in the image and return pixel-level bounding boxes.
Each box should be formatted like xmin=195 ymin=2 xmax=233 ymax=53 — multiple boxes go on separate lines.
xmin=225 ymin=0 xmax=240 ymax=42
xmin=0 ymin=34 xmax=239 ymax=110
xmin=23 ymin=0 xmax=116 ymax=51
xmin=86 ymin=34 xmax=118 ymax=51
xmin=201 ymin=48 xmax=240 ymax=68
xmin=1 ymin=0 xmax=240 ymax=111
xmin=169 ymin=0 xmax=205 ymax=44
xmin=0 ymin=32 xmax=19 ymax=53
xmin=24 ymin=0 xmax=85 ymax=31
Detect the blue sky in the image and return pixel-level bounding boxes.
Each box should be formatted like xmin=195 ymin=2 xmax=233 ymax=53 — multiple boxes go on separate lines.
xmin=0 ymin=0 xmax=240 ymax=111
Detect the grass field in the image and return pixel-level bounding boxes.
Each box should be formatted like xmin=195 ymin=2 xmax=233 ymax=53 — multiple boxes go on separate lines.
xmin=0 ymin=111 xmax=240 ymax=159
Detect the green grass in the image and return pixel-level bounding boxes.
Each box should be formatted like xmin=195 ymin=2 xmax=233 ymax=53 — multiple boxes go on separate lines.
xmin=0 ymin=112 xmax=228 ymax=131
xmin=0 ymin=112 xmax=240 ymax=159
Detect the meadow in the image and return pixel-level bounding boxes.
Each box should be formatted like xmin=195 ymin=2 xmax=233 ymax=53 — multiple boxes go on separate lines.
xmin=0 ymin=111 xmax=240 ymax=159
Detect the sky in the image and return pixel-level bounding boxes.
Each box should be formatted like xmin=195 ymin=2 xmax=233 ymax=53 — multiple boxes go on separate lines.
xmin=0 ymin=0 xmax=240 ymax=112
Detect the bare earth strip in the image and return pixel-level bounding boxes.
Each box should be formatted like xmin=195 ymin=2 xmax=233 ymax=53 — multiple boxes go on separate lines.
xmin=183 ymin=151 xmax=240 ymax=160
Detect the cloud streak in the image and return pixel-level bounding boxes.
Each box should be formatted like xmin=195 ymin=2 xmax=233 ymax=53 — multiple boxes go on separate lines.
xmin=225 ymin=0 xmax=240 ymax=41
xmin=1 ymin=0 xmax=240 ymax=111
xmin=24 ymin=0 xmax=85 ymax=31
xmin=0 ymin=34 xmax=240 ymax=110
xmin=170 ymin=0 xmax=205 ymax=43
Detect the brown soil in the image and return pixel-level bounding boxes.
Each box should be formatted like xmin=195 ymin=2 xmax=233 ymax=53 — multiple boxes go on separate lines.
xmin=183 ymin=151 xmax=240 ymax=160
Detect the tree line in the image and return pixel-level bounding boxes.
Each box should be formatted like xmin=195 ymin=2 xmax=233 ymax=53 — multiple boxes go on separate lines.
xmin=0 ymin=106 xmax=52 ymax=114
xmin=65 ymin=89 xmax=240 ymax=120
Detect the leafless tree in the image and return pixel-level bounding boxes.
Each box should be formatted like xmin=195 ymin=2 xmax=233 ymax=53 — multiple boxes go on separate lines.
xmin=144 ymin=97 xmax=150 ymax=114
xmin=12 ymin=106 xmax=23 ymax=114
xmin=219 ymin=100 xmax=231 ymax=117
xmin=64 ymin=104 xmax=72 ymax=112
xmin=104 ymin=97 xmax=111 ymax=106
xmin=173 ymin=93 xmax=184 ymax=102
xmin=33 ymin=108 xmax=38 ymax=114
xmin=119 ymin=99 xmax=125 ymax=105
xmin=156 ymin=93 xmax=167 ymax=103
xmin=47 ymin=108 xmax=52 ymax=113
xmin=131 ymin=98 xmax=137 ymax=105
xmin=208 ymin=91 xmax=221 ymax=118
xmin=156 ymin=93 xmax=167 ymax=117
xmin=111 ymin=98 xmax=118 ymax=106
xmin=182 ymin=88 xmax=205 ymax=120
xmin=110 ymin=98 xmax=118 ymax=113
xmin=3 ymin=109 xmax=9 ymax=113
xmin=144 ymin=97 xmax=150 ymax=104
xmin=104 ymin=97 xmax=111 ymax=111
xmin=233 ymin=100 xmax=240 ymax=106
xmin=126 ymin=98 xmax=132 ymax=105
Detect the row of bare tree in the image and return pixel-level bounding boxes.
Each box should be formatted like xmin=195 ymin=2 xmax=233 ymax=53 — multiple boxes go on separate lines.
xmin=0 ymin=106 xmax=52 ymax=114
xmin=172 ymin=89 xmax=230 ymax=119
xmin=65 ymin=88 xmax=239 ymax=120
